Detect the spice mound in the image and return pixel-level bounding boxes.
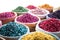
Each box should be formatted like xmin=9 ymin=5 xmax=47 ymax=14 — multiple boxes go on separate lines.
xmin=17 ymin=13 xmax=39 ymax=23
xmin=39 ymin=18 xmax=60 ymax=32
xmin=26 ymin=5 xmax=36 ymax=9
xmin=12 ymin=6 xmax=28 ymax=12
xmin=0 ymin=12 xmax=15 ymax=19
xmin=48 ymin=10 xmax=60 ymax=19
xmin=0 ymin=22 xmax=28 ymax=37
xmin=21 ymin=32 xmax=56 ymax=40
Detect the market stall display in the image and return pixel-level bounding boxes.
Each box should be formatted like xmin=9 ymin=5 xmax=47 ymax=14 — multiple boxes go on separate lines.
xmin=0 ymin=4 xmax=60 ymax=40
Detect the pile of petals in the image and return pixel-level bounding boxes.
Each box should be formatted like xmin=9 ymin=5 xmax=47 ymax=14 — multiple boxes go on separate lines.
xmin=17 ymin=13 xmax=39 ymax=23
xmin=26 ymin=5 xmax=36 ymax=9
xmin=0 ymin=22 xmax=28 ymax=37
xmin=30 ymin=8 xmax=46 ymax=15
xmin=0 ymin=12 xmax=15 ymax=19
xmin=12 ymin=6 xmax=28 ymax=12
xmin=21 ymin=32 xmax=56 ymax=40
xmin=39 ymin=18 xmax=60 ymax=32
xmin=48 ymin=10 xmax=60 ymax=19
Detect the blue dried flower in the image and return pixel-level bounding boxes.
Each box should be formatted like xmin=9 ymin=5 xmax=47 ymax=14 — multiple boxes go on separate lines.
xmin=0 ymin=22 xmax=28 ymax=37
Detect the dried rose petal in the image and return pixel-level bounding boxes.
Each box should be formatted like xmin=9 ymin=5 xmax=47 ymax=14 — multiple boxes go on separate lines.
xmin=17 ymin=13 xmax=39 ymax=23
xmin=31 ymin=8 xmax=46 ymax=15
xmin=0 ymin=12 xmax=15 ymax=19
xmin=39 ymin=18 xmax=60 ymax=32
xmin=26 ymin=5 xmax=36 ymax=9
